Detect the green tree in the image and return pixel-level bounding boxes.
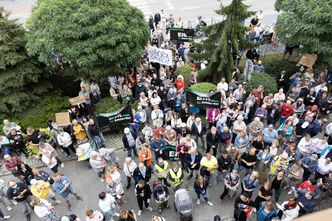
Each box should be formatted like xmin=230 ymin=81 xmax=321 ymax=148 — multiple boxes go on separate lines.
xmin=0 ymin=8 xmax=50 ymax=115
xmin=190 ymin=0 xmax=254 ymax=83
xmin=26 ymin=0 xmax=150 ymax=78
xmin=275 ymin=0 xmax=332 ymax=65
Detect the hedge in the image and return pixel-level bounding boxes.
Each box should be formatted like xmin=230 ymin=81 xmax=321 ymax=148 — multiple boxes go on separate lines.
xmin=5 ymin=94 xmax=70 ymax=130
xmin=190 ymin=82 xmax=217 ymax=94
xmin=244 ymin=72 xmax=278 ymax=96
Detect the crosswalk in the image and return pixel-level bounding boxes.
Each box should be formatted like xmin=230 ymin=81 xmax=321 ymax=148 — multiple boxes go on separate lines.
xmin=127 ymin=0 xmax=152 ymax=19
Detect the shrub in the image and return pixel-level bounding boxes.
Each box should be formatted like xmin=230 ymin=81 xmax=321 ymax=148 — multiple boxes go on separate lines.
xmin=96 ymin=97 xmax=123 ymax=113
xmin=15 ymin=93 xmax=70 ymax=130
xmin=176 ymin=64 xmax=193 ymax=86
xmin=244 ymin=72 xmax=278 ymax=96
xmin=190 ymin=82 xmax=217 ymax=94
xmin=264 ymin=58 xmax=298 ymax=79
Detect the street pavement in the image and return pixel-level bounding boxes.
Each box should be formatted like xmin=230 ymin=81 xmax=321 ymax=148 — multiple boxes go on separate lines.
xmin=1 ymin=0 xmax=278 ymax=27
xmin=3 ymin=132 xmax=330 ymax=221
xmin=1 ymin=133 xmax=237 ymax=221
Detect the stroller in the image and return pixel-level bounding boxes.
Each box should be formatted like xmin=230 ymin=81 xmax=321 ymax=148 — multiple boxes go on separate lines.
xmin=174 ymin=189 xmax=193 ymax=221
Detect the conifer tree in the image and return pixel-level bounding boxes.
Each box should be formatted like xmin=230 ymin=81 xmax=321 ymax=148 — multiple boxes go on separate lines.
xmin=191 ymin=0 xmax=254 ymax=83
xmin=0 ymin=8 xmax=50 ymax=115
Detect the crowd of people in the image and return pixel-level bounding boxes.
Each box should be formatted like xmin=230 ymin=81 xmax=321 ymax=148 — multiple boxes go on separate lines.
xmin=0 ymin=8 xmax=332 ymax=221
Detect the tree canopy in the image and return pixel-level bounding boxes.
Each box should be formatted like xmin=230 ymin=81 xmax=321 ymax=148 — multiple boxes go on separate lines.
xmin=190 ymin=0 xmax=254 ymax=83
xmin=26 ymin=0 xmax=150 ymax=78
xmin=275 ymin=0 xmax=332 ymax=65
xmin=0 ymin=8 xmax=50 ymax=115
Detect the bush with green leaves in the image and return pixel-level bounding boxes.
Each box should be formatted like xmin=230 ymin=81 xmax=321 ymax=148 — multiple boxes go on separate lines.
xmin=176 ymin=64 xmax=192 ymax=86
xmin=15 ymin=93 xmax=70 ymax=129
xmin=244 ymin=72 xmax=278 ymax=96
xmin=263 ymin=55 xmax=298 ymax=79
xmin=190 ymin=82 xmax=217 ymax=94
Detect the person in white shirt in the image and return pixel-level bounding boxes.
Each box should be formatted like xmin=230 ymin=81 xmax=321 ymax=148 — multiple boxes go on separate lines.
xmin=123 ymin=157 xmax=138 ymax=190
xmin=233 ymin=84 xmax=245 ymax=102
xmin=31 ymin=198 xmax=60 ymax=221
xmin=273 ymin=88 xmax=286 ymax=104
xmin=98 ymin=192 xmax=119 ymax=221
xmin=86 ymin=209 xmax=104 ymax=221
xmin=297 ymin=133 xmax=315 ymax=157
xmin=217 ymin=77 xmax=228 ymax=92
xmin=150 ymin=92 xmax=161 ymax=107
xmin=89 ymin=151 xmax=106 ymax=183
xmin=151 ymin=106 xmax=163 ymax=128
xmin=316 ymin=158 xmax=332 ymax=178
xmin=57 ymin=129 xmax=76 ymax=157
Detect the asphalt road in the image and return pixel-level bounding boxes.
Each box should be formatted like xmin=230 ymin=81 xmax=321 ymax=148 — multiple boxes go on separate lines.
xmin=1 ymin=0 xmax=278 ymax=26
xmin=1 ymin=146 xmax=237 ymax=221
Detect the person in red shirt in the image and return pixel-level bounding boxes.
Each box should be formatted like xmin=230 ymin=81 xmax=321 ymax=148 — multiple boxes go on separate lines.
xmin=297 ymin=178 xmax=317 ymax=194
xmin=250 ymin=85 xmax=264 ymax=107
xmin=279 ymin=100 xmax=294 ymax=124
xmin=176 ymin=75 xmax=185 ymax=93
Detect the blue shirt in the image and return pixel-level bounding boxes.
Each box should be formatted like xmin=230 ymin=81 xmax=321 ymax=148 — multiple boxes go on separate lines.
xmin=256 ymin=202 xmax=277 ymax=221
xmin=262 ymin=128 xmax=278 ymax=144
xmin=52 ymin=176 xmax=73 ymax=198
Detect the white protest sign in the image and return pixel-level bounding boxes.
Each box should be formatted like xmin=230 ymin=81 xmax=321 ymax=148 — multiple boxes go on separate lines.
xmin=148 ymin=46 xmax=173 ymax=66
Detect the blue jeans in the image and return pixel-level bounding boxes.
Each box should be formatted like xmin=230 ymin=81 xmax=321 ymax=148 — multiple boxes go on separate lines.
xmin=127 ymin=145 xmax=138 ymax=157
xmin=196 ymin=191 xmax=208 ymax=202
xmin=91 ymin=133 xmax=105 ymax=150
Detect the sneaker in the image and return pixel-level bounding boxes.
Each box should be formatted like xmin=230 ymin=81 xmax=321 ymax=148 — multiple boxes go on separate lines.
xmin=4 ymin=216 xmax=11 ymax=220
xmin=197 ymin=199 xmax=200 ymax=205
xmin=100 ymin=178 xmax=105 ymax=183
xmin=207 ymin=201 xmax=213 ymax=206
xmin=6 ymin=206 xmax=12 ymax=211
xmin=147 ymin=207 xmax=153 ymax=212
xmin=12 ymin=201 xmax=17 ymax=205
xmin=76 ymin=195 xmax=83 ymax=201
xmin=60 ymin=163 xmax=65 ymax=168
xmin=187 ymin=174 xmax=193 ymax=180
xmin=126 ymin=184 xmax=131 ymax=190
xmin=137 ymin=210 xmax=142 ymax=217
xmin=288 ymin=190 xmax=293 ymax=195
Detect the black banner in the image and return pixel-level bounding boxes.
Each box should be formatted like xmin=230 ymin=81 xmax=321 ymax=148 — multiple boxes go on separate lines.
xmin=96 ymin=105 xmax=133 ymax=129
xmin=163 ymin=145 xmax=179 ymax=161
xmin=170 ymin=28 xmax=195 ymax=42
xmin=187 ymin=90 xmax=221 ymax=108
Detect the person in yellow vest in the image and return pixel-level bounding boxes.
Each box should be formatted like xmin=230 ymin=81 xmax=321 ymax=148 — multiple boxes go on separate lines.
xmin=200 ymin=153 xmax=218 ymax=187
xmin=154 ymin=158 xmax=171 ymax=187
xmin=167 ymin=162 xmax=184 ymax=191
xmin=30 ymin=179 xmax=62 ymax=204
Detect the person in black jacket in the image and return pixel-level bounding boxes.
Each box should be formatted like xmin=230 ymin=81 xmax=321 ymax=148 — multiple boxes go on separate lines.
xmin=185 ymin=148 xmax=202 ymax=179
xmin=88 ymin=118 xmax=105 ymax=149
xmin=133 ymin=163 xmax=151 ymax=184
xmin=7 ymin=180 xmax=32 ymax=221
xmin=191 ymin=117 xmax=207 ymax=153
xmin=277 ymin=70 xmax=289 ymax=91
xmin=135 ymin=180 xmax=153 ymax=217
xmin=206 ymin=127 xmax=221 ymax=156
xmin=122 ymin=127 xmax=138 ymax=157
xmin=216 ymin=150 xmax=233 ymax=183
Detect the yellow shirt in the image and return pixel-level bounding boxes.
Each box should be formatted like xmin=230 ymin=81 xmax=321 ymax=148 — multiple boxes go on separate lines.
xmin=200 ymin=156 xmax=218 ymax=174
xmin=73 ymin=124 xmax=87 ymax=141
xmin=31 ymin=180 xmax=50 ymax=199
